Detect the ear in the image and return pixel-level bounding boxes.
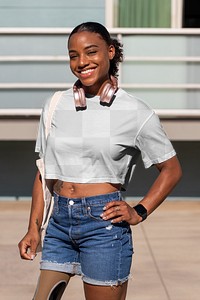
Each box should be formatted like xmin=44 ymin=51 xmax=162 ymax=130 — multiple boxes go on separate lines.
xmin=108 ymin=45 xmax=115 ymax=60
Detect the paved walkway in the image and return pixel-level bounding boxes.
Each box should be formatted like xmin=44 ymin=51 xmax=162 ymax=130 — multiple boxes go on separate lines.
xmin=0 ymin=200 xmax=199 ymax=300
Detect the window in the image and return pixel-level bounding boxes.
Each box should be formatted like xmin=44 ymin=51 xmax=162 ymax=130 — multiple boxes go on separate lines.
xmin=118 ymin=0 xmax=171 ymax=28
xmin=106 ymin=0 xmax=184 ymax=28
xmin=183 ymin=0 xmax=200 ymax=28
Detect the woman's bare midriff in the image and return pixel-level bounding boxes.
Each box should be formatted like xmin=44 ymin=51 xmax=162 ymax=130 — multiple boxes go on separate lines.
xmin=53 ymin=180 xmax=121 ymax=198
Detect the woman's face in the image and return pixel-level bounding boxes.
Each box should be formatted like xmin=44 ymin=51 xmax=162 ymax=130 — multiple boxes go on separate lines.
xmin=68 ymin=31 xmax=115 ymax=95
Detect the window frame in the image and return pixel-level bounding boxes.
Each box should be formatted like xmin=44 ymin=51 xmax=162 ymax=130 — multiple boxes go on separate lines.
xmin=105 ymin=0 xmax=184 ymax=29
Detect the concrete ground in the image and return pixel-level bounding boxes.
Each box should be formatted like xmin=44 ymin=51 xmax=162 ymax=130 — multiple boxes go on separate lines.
xmin=0 ymin=200 xmax=199 ymax=300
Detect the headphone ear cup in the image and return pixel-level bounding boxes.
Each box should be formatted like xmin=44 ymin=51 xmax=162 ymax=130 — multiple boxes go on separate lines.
xmin=99 ymin=83 xmax=116 ymax=106
xmin=100 ymin=76 xmax=118 ymax=106
xmin=73 ymin=80 xmax=87 ymax=111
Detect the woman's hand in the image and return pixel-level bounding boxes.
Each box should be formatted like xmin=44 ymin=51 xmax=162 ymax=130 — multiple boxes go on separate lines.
xmin=101 ymin=156 xmax=182 ymax=226
xmin=18 ymin=229 xmax=40 ymax=260
xmin=101 ymin=201 xmax=142 ymax=225
xmin=18 ymin=171 xmax=44 ymax=260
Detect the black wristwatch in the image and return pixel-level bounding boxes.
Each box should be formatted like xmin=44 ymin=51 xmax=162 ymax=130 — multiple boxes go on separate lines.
xmin=133 ymin=204 xmax=147 ymax=221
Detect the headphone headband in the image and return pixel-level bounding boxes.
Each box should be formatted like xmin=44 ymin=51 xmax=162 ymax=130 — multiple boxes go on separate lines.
xmin=73 ymin=76 xmax=118 ymax=111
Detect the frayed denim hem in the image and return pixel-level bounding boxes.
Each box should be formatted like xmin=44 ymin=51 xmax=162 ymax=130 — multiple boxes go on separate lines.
xmin=82 ymin=274 xmax=131 ymax=286
xmin=40 ymin=260 xmax=82 ymax=276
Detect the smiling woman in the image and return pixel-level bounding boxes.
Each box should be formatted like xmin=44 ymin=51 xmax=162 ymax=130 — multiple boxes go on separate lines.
xmin=68 ymin=31 xmax=114 ymax=95
xmin=68 ymin=28 xmax=121 ymax=98
xmin=18 ymin=22 xmax=182 ymax=300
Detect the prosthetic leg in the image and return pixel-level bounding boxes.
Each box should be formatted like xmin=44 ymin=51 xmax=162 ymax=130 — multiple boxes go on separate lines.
xmin=33 ymin=270 xmax=72 ymax=300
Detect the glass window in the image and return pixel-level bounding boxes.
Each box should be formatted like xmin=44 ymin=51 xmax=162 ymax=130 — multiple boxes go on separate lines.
xmin=118 ymin=0 xmax=171 ymax=28
xmin=183 ymin=0 xmax=200 ymax=28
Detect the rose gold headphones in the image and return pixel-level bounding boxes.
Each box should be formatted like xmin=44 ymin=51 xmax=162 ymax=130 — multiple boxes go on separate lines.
xmin=73 ymin=75 xmax=118 ymax=111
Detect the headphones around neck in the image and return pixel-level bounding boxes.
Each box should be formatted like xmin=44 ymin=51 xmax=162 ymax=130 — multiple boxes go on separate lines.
xmin=73 ymin=75 xmax=118 ymax=111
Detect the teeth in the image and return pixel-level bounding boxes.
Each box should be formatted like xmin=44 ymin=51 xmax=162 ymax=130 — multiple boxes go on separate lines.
xmin=81 ymin=69 xmax=93 ymax=74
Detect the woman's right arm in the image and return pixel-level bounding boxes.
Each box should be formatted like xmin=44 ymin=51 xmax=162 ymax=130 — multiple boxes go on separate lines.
xmin=18 ymin=170 xmax=44 ymax=260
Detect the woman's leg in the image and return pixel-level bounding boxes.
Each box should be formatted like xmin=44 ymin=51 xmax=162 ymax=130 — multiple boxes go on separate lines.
xmin=83 ymin=281 xmax=128 ymax=300
xmin=33 ymin=270 xmax=72 ymax=300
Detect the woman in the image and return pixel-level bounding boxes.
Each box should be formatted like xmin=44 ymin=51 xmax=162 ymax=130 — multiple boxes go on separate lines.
xmin=18 ymin=22 xmax=182 ymax=300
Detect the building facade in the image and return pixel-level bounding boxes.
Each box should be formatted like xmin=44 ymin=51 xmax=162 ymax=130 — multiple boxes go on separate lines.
xmin=0 ymin=0 xmax=199 ymax=199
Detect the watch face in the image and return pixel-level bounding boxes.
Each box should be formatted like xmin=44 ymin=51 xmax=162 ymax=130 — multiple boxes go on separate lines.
xmin=134 ymin=204 xmax=147 ymax=221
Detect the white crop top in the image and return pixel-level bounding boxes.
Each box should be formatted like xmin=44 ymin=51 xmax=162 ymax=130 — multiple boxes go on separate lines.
xmin=35 ymin=88 xmax=176 ymax=189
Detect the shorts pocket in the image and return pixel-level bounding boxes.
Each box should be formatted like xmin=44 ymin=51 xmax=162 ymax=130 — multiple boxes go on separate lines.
xmin=87 ymin=204 xmax=104 ymax=221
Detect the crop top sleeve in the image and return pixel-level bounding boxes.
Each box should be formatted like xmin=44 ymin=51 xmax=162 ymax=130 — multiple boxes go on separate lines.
xmin=135 ymin=111 xmax=176 ymax=168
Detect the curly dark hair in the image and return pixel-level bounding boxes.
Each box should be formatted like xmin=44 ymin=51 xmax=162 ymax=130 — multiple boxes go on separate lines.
xmin=68 ymin=22 xmax=123 ymax=77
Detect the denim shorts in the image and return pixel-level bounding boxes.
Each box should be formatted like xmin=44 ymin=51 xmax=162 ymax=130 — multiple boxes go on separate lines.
xmin=41 ymin=191 xmax=134 ymax=286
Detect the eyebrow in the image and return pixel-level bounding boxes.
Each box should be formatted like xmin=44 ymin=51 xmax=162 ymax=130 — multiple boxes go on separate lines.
xmin=69 ymin=45 xmax=98 ymax=53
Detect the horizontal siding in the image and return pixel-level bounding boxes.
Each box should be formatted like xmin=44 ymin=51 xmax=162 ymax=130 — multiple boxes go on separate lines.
xmin=0 ymin=0 xmax=105 ymax=27
xmin=0 ymin=36 xmax=68 ymax=55
xmin=1 ymin=33 xmax=200 ymax=109
xmin=1 ymin=62 xmax=198 ymax=84
xmin=0 ymin=0 xmax=104 ymax=8
xmin=0 ymin=90 xmax=53 ymax=108
xmin=0 ymin=62 xmax=75 ymax=83
xmin=2 ymin=90 xmax=199 ymax=109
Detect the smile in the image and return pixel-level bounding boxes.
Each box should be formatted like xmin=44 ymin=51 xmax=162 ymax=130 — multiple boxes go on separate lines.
xmin=80 ymin=69 xmax=95 ymax=75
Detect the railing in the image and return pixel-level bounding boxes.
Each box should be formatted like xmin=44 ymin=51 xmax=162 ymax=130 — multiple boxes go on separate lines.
xmin=1 ymin=55 xmax=200 ymax=62
xmin=0 ymin=83 xmax=200 ymax=90
xmin=0 ymin=28 xmax=200 ymax=34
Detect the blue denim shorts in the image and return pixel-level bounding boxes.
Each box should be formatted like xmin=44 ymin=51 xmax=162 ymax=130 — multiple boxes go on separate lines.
xmin=41 ymin=191 xmax=134 ymax=286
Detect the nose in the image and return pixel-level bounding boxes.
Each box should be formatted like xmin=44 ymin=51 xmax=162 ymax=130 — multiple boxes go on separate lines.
xmin=78 ymin=54 xmax=89 ymax=68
